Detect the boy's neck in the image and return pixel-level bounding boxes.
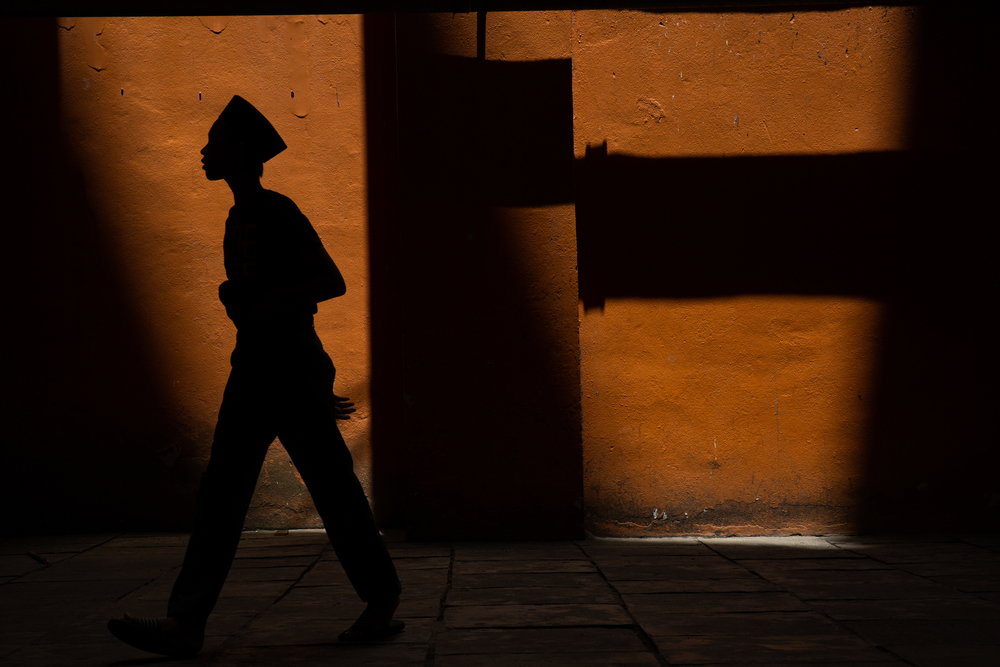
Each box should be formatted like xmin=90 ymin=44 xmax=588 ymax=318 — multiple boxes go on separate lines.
xmin=225 ymin=174 xmax=265 ymax=206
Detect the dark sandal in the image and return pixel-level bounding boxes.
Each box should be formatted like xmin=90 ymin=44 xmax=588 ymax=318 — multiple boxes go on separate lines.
xmin=107 ymin=616 xmax=201 ymax=657
xmin=338 ymin=616 xmax=405 ymax=643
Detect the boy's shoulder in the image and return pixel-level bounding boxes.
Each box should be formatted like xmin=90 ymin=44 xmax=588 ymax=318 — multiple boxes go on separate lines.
xmin=261 ymin=189 xmax=302 ymax=214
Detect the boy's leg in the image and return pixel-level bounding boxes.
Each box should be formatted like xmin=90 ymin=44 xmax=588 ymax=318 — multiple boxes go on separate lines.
xmin=278 ymin=369 xmax=400 ymax=604
xmin=167 ymin=366 xmax=277 ymax=629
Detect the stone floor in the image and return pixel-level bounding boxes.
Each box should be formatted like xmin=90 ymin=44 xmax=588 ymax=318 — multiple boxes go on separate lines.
xmin=1 ymin=531 xmax=998 ymax=666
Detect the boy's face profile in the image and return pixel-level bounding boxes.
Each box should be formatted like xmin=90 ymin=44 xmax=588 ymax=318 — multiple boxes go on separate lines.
xmin=200 ymin=121 xmax=238 ymax=182
xmin=202 ymin=97 xmax=281 ymax=183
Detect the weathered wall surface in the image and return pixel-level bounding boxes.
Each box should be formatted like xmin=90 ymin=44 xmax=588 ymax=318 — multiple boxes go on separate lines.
xmin=573 ymin=6 xmax=995 ymax=535
xmin=575 ymin=7 xmax=907 ymax=535
xmin=5 ymin=16 xmax=371 ymax=530
xmin=3 ymin=8 xmax=993 ymax=537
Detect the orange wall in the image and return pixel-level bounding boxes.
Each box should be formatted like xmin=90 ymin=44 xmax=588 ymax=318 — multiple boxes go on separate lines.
xmin=4 ymin=9 xmax=993 ymax=537
xmin=574 ymin=8 xmax=914 ymax=535
xmin=44 ymin=16 xmax=371 ymax=528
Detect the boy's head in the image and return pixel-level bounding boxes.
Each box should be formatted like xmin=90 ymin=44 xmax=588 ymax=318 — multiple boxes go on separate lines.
xmin=201 ymin=95 xmax=286 ymax=181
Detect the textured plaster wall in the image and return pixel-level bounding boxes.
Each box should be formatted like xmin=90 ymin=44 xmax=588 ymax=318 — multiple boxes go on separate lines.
xmin=573 ymin=7 xmax=917 ymax=535
xmin=8 ymin=8 xmax=990 ymax=537
xmin=50 ymin=16 xmax=370 ymax=528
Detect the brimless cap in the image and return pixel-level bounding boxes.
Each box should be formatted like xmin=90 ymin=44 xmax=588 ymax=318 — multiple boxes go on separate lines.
xmin=215 ymin=95 xmax=287 ymax=163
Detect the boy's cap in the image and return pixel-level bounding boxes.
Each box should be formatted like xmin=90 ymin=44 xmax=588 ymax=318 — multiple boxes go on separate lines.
xmin=215 ymin=95 xmax=286 ymax=163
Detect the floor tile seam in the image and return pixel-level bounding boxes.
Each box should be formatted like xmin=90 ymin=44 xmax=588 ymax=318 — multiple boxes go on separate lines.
xmin=830 ymin=534 xmax=999 ymax=566
xmin=445 ymin=623 xmax=637 ymax=631
xmin=0 ymin=532 xmax=126 ymax=588
xmin=422 ymin=543 xmax=455 ymax=667
xmin=444 ymin=602 xmax=636 ymax=609
xmin=573 ymin=540 xmax=672 ymax=667
xmin=949 ymin=534 xmax=1000 ymax=555
xmin=696 ymin=537 xmax=920 ymax=666
xmin=113 ymin=571 xmax=175 ymax=604
xmin=832 ymin=543 xmax=997 ymax=601
xmin=214 ymin=542 xmax=330 ymax=657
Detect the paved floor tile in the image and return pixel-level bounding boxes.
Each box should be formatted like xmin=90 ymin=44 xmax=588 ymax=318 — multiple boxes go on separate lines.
xmin=613 ymin=574 xmax=779 ymax=594
xmin=208 ymin=644 xmax=428 ymax=666
xmin=953 ymin=534 xmax=1000 ymax=550
xmin=400 ymin=567 xmax=450 ymax=587
xmin=104 ymin=533 xmax=191 ymax=548
xmin=700 ymin=536 xmax=851 ymax=558
xmin=0 ymin=632 xmax=46 ymax=657
xmin=454 ymin=544 xmax=586 ymax=561
xmin=435 ymin=653 xmax=661 ymax=666
xmin=218 ymin=579 xmax=295 ymax=598
xmin=3 ymin=634 xmax=228 ymax=667
xmin=434 ymin=627 xmax=648 ymax=654
xmin=225 ymin=565 xmax=308 ymax=581
xmin=1 ymin=577 xmax=153 ymax=603
xmin=887 ymin=643 xmax=1000 ymax=667
xmin=394 ymin=556 xmax=451 ymax=569
xmin=599 ymin=562 xmax=758 ymax=582
xmin=623 ymin=591 xmax=810 ymax=614
xmin=925 ymin=574 xmax=1000 ymax=592
xmin=841 ymin=618 xmax=1000 ymax=646
xmin=234 ymin=545 xmax=326 ymax=558
xmin=809 ymin=598 xmax=1000 ymax=620
xmin=641 ymin=611 xmax=846 ymax=637
xmin=3 ymin=531 xmax=997 ymax=666
xmin=205 ymin=611 xmax=259 ymax=636
xmin=212 ymin=595 xmax=284 ymax=616
xmin=231 ymin=555 xmax=316 ymax=568
xmin=388 ymin=546 xmax=453 ymax=559
xmin=449 ymin=586 xmax=619 ymax=606
xmin=450 ymin=572 xmax=607 ymax=590
xmin=832 ymin=543 xmax=990 ymax=564
xmin=445 ymin=603 xmax=633 ymax=628
xmin=452 ymin=560 xmax=596 ymax=575
xmin=0 ymin=535 xmax=118 ymax=556
xmin=455 ymin=541 xmax=586 ymax=553
xmin=655 ymin=633 xmax=893 ymax=664
xmin=739 ymin=557 xmax=894 ymax=572
xmin=237 ymin=616 xmax=436 ymax=647
xmin=896 ymin=560 xmax=999 ymax=577
xmin=780 ymin=581 xmax=971 ymax=601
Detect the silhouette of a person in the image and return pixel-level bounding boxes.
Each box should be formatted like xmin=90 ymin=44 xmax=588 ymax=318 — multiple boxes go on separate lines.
xmin=108 ymin=95 xmax=402 ymax=657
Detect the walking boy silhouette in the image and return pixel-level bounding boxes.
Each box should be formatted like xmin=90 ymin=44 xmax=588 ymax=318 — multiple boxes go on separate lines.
xmin=108 ymin=95 xmax=402 ymax=657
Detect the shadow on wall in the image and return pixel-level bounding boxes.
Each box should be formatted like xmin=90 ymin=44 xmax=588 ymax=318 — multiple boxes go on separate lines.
xmin=394 ymin=14 xmax=581 ymax=540
xmin=575 ymin=144 xmax=994 ymax=531
xmin=374 ymin=7 xmax=996 ymax=537
xmin=1 ymin=18 xmax=199 ymax=534
xmin=575 ymin=2 xmax=994 ymax=532
xmin=576 ymin=146 xmax=915 ymax=307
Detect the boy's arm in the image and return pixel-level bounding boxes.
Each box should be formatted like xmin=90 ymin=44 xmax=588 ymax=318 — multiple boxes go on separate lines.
xmin=219 ymin=244 xmax=345 ymax=318
xmin=268 ymin=242 xmax=345 ymax=304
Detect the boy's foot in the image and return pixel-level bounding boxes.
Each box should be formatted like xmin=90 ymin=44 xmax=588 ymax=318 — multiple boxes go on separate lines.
xmin=338 ymin=595 xmax=404 ymax=643
xmin=107 ymin=613 xmax=204 ymax=657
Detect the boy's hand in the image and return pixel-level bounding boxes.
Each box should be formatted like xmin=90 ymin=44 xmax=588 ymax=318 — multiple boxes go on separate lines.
xmin=333 ymin=394 xmax=356 ymax=420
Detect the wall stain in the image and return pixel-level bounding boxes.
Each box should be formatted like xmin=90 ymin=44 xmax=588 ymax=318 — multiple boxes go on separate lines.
xmin=256 ymin=16 xmax=278 ymax=43
xmin=285 ymin=16 xmax=311 ymax=118
xmin=81 ymin=17 xmax=107 ymax=71
xmin=199 ymin=17 xmax=228 ymax=35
